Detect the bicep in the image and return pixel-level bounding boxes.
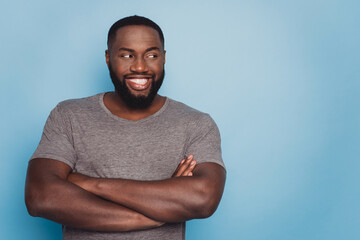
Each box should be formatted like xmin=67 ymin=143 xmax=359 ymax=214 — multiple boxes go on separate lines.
xmin=25 ymin=158 xmax=72 ymax=216
xmin=193 ymin=162 xmax=226 ymax=188
xmin=26 ymin=158 xmax=72 ymax=195
xmin=193 ymin=162 xmax=226 ymax=206
xmin=27 ymin=158 xmax=72 ymax=179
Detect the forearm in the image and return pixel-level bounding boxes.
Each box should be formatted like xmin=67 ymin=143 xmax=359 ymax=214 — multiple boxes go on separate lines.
xmin=91 ymin=177 xmax=206 ymax=222
xmin=25 ymin=160 xmax=162 ymax=232
xmin=74 ymin=163 xmax=225 ymax=222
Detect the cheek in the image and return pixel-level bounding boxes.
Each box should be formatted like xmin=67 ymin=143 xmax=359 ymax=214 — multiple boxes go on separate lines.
xmin=111 ymin=61 xmax=131 ymax=73
xmin=148 ymin=61 xmax=164 ymax=72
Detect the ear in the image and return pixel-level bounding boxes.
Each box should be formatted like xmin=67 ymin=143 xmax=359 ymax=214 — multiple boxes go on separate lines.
xmin=105 ymin=50 xmax=110 ymax=66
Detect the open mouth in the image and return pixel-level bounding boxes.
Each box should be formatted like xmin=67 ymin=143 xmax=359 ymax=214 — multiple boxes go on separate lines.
xmin=126 ymin=77 xmax=152 ymax=90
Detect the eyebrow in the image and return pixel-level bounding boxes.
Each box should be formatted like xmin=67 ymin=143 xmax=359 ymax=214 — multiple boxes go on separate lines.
xmin=118 ymin=47 xmax=161 ymax=53
xmin=145 ymin=47 xmax=160 ymax=52
xmin=118 ymin=47 xmax=135 ymax=52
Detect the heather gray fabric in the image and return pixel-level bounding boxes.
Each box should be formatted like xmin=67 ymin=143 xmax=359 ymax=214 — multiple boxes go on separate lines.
xmin=31 ymin=92 xmax=225 ymax=240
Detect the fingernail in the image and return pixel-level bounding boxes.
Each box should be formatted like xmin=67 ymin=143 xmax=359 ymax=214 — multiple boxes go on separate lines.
xmin=181 ymin=159 xmax=185 ymax=164
xmin=188 ymin=155 xmax=193 ymax=160
xmin=190 ymin=160 xmax=196 ymax=165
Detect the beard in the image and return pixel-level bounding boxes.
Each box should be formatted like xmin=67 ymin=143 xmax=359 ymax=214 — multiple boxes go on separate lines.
xmin=108 ymin=62 xmax=165 ymax=109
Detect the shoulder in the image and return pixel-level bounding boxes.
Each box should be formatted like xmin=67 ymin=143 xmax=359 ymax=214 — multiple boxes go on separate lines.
xmin=55 ymin=93 xmax=103 ymax=115
xmin=166 ymin=98 xmax=218 ymax=130
xmin=167 ymin=98 xmax=207 ymax=117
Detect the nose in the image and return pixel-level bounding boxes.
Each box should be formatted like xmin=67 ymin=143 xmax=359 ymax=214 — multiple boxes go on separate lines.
xmin=130 ymin=57 xmax=149 ymax=73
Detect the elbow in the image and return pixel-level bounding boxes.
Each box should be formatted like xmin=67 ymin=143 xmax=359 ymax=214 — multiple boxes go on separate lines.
xmin=196 ymin=196 xmax=218 ymax=219
xmin=25 ymin=188 xmax=52 ymax=217
xmin=25 ymin=193 xmax=40 ymax=217
xmin=194 ymin=181 xmax=221 ymax=219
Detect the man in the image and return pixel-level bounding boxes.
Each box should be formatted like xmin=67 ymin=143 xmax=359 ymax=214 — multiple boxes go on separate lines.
xmin=25 ymin=16 xmax=226 ymax=240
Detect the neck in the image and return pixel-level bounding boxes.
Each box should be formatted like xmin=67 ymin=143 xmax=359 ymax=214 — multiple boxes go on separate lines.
xmin=104 ymin=92 xmax=166 ymax=121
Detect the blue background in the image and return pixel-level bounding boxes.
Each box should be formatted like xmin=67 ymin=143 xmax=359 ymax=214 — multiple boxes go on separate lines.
xmin=1 ymin=0 xmax=359 ymax=239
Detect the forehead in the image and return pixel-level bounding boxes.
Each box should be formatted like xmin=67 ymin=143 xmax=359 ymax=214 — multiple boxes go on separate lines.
xmin=112 ymin=25 xmax=163 ymax=50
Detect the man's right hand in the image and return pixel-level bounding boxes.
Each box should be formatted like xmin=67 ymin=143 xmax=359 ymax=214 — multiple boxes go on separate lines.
xmin=172 ymin=155 xmax=196 ymax=177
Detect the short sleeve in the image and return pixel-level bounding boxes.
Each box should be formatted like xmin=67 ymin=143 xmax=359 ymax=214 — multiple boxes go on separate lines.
xmin=185 ymin=114 xmax=226 ymax=170
xmin=30 ymin=104 xmax=77 ymax=168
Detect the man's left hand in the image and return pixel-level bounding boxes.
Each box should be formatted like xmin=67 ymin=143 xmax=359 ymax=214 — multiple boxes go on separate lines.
xmin=172 ymin=155 xmax=196 ymax=177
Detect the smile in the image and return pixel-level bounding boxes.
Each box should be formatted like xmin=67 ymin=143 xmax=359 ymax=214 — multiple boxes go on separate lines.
xmin=126 ymin=78 xmax=152 ymax=90
xmin=129 ymin=78 xmax=149 ymax=85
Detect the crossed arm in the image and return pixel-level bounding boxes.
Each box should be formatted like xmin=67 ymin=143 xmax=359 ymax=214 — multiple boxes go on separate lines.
xmin=25 ymin=155 xmax=226 ymax=232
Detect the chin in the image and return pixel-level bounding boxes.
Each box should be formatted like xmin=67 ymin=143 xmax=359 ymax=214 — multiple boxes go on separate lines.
xmin=108 ymin=63 xmax=165 ymax=109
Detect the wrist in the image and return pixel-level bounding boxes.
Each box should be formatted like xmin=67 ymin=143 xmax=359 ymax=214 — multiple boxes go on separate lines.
xmin=137 ymin=213 xmax=164 ymax=229
xmin=82 ymin=176 xmax=96 ymax=193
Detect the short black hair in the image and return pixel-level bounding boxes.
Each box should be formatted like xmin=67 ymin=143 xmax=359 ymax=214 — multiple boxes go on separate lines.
xmin=107 ymin=15 xmax=165 ymax=50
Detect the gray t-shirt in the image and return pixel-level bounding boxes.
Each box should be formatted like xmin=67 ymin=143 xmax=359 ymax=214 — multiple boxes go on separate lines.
xmin=31 ymin=92 xmax=225 ymax=240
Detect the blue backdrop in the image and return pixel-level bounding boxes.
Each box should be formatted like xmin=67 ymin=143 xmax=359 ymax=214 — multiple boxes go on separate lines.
xmin=1 ymin=0 xmax=359 ymax=239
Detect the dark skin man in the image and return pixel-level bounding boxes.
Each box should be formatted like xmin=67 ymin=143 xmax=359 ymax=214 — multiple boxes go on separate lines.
xmin=25 ymin=24 xmax=226 ymax=232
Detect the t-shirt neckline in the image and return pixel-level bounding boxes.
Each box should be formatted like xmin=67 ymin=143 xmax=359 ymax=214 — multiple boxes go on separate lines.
xmin=98 ymin=92 xmax=169 ymax=124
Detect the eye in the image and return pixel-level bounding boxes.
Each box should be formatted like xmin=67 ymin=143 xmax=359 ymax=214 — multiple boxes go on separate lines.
xmin=147 ymin=53 xmax=158 ymax=59
xmin=120 ymin=54 xmax=133 ymax=59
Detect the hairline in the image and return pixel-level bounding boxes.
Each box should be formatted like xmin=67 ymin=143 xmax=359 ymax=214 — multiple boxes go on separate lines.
xmin=107 ymin=25 xmax=164 ymax=51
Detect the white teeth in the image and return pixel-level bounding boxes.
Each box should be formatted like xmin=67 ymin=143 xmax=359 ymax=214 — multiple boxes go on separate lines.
xmin=129 ymin=79 xmax=148 ymax=85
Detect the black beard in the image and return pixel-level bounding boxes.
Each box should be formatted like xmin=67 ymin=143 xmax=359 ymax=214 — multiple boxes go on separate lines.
xmin=108 ymin=63 xmax=165 ymax=109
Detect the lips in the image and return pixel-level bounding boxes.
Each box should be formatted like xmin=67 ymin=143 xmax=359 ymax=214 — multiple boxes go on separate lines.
xmin=129 ymin=79 xmax=148 ymax=85
xmin=126 ymin=76 xmax=152 ymax=91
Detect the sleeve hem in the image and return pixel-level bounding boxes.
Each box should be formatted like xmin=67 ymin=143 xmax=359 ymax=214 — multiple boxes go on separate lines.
xmin=196 ymin=159 xmax=226 ymax=171
xmin=30 ymin=154 xmax=75 ymax=169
